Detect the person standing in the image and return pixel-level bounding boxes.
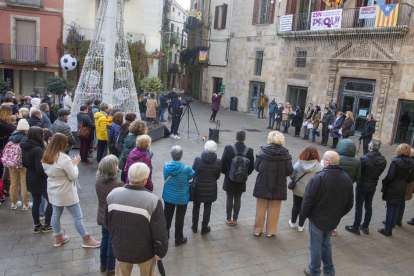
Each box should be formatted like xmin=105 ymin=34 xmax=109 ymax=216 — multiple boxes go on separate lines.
xmin=145 ymin=93 xmax=158 ymax=123
xmin=253 ymin=131 xmax=293 ymax=237
xmin=320 ymin=107 xmax=334 ymax=146
xmin=292 ymin=105 xmax=304 ymax=137
xmin=117 ymin=113 xmax=136 ymax=155
xmin=378 ymin=143 xmax=414 ymax=236
xmin=163 ymin=146 xmax=195 ymax=246
xmin=168 ymin=88 xmax=177 ymax=118
xmin=108 ymin=112 xmax=123 ymax=157
xmin=138 ymin=95 xmax=147 ymax=121
xmin=289 ymin=147 xmax=323 ymax=232
xmin=39 ymin=103 xmax=52 ymax=129
xmin=221 ymin=131 xmax=254 ymax=225
xmin=43 ymin=91 xmax=52 ymax=104
xmin=28 ymin=109 xmax=43 ymax=128
xmin=31 ymin=91 xmax=41 ymax=110
xmin=210 ymin=93 xmax=222 ymax=123
xmin=42 ymin=133 xmax=101 ymax=248
xmin=52 ymin=109 xmax=76 ymax=155
xmin=77 ymin=105 xmax=95 ymax=165
xmin=397 ymin=148 xmax=414 ymax=226
xmin=191 ymin=141 xmax=222 ymax=235
xmin=95 ymin=155 xmax=124 ymax=275
xmin=310 ymin=106 xmax=321 ymax=142
xmin=345 ymin=139 xmax=386 ymax=235
xmin=105 ymin=162 xmax=168 ymax=276
xmin=282 ymin=102 xmax=293 ymax=133
xmin=274 ymin=102 xmax=284 ymax=131
xmin=92 ymin=100 xmax=101 ymax=116
xmin=267 ymin=98 xmax=276 ymax=130
xmin=60 ymin=89 xmax=67 ymax=108
xmin=257 ymin=92 xmax=268 ymax=119
xmin=94 ymin=103 xmax=109 ymax=162
xmin=341 ymin=111 xmax=354 ymax=139
xmin=170 ymin=94 xmax=184 ymax=139
xmin=159 ymin=92 xmax=169 ymax=122
xmin=64 ymin=91 xmax=73 ymax=111
xmin=302 ymin=103 xmax=314 ymax=140
xmin=336 ymin=139 xmax=361 ymax=183
xmin=330 ymin=111 xmax=344 ymax=149
xmin=301 ymin=151 xmax=354 ymax=276
xmin=360 ymin=114 xmax=376 ymax=156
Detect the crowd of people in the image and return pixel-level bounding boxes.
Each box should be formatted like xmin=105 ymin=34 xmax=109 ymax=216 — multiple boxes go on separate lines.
xmin=2 ymin=88 xmax=414 ymax=276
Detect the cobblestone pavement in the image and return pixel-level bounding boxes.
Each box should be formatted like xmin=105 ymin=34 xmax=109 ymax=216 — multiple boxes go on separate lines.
xmin=1 ymin=101 xmax=414 ymax=276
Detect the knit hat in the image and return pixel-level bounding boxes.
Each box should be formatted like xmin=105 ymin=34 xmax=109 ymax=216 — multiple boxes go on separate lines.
xmin=16 ymin=119 xmax=29 ymax=131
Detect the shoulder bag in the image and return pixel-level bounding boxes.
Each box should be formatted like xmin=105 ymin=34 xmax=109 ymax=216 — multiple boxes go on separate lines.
xmin=288 ymin=172 xmax=308 ymax=190
xmin=77 ymin=115 xmax=91 ymax=139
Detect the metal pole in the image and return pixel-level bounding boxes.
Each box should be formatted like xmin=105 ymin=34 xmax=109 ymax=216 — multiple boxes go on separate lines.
xmin=102 ymin=0 xmax=117 ymax=104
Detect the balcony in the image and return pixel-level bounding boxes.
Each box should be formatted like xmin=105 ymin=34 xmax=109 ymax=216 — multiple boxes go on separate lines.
xmin=170 ymin=33 xmax=180 ymax=46
xmin=184 ymin=15 xmax=204 ymax=30
xmin=277 ymin=3 xmax=412 ymax=37
xmin=0 ymin=44 xmax=47 ymax=65
xmin=168 ymin=63 xmax=179 ymax=72
xmin=5 ymin=0 xmax=43 ymax=9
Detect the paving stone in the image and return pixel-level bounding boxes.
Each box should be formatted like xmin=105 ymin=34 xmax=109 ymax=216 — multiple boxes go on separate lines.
xmin=37 ymin=250 xmax=73 ymax=266
xmin=0 ymin=255 xmax=38 ymax=271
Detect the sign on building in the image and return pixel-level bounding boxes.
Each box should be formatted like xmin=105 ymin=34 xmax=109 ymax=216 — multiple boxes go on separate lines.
xmin=311 ymin=9 xmax=342 ymax=31
xmin=220 ymin=85 xmax=225 ymax=94
xmin=359 ymin=6 xmax=377 ymax=19
xmin=279 ymin=15 xmax=293 ymax=32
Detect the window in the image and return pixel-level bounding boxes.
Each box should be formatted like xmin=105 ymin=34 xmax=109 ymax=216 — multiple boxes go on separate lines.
xmin=252 ymin=0 xmax=275 ymax=25
xmin=183 ymin=15 xmax=185 ymax=20
xmin=173 ymin=7 xmax=175 ymax=12
xmin=255 ymin=51 xmax=264 ymax=76
xmin=259 ymin=0 xmax=268 ymax=24
xmin=179 ymin=12 xmax=180 ymax=16
xmin=194 ymin=3 xmax=197 ymax=10
xmin=171 ymin=23 xmax=174 ymax=32
xmin=199 ymin=31 xmax=203 ymax=46
xmin=296 ymin=51 xmax=307 ymax=67
xmin=177 ymin=27 xmax=179 ymax=34
xmin=214 ymin=4 xmax=228 ymax=30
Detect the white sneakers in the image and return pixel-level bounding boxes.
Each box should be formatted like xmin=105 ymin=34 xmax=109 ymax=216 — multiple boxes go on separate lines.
xmin=298 ymin=226 xmax=304 ymax=232
xmin=169 ymin=134 xmax=181 ymax=139
xmin=11 ymin=201 xmax=22 ymax=210
xmin=22 ymin=202 xmax=33 ymax=211
xmin=169 ymin=134 xmax=174 ymax=138
xmin=288 ymin=219 xmax=296 ymax=228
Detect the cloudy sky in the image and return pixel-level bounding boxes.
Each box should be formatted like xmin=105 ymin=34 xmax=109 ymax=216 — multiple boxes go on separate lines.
xmin=175 ymin=0 xmax=190 ymax=10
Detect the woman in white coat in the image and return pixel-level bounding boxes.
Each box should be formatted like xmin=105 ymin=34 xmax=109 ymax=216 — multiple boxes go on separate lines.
xmin=42 ymin=133 xmax=100 ymax=248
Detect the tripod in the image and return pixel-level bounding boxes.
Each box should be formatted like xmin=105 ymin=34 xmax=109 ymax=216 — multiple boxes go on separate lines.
xmin=180 ymin=103 xmax=200 ymax=139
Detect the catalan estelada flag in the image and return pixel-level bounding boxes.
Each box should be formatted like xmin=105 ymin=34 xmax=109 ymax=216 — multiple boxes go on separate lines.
xmin=199 ymin=51 xmax=207 ymax=61
xmin=375 ymin=4 xmax=399 ymax=27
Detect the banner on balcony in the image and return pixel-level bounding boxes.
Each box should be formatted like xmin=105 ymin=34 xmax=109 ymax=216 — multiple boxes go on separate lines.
xmin=199 ymin=51 xmax=207 ymax=62
xmin=359 ymin=6 xmax=377 ymax=19
xmin=311 ymin=9 xmax=342 ymax=31
xmin=279 ymin=15 xmax=293 ymax=32
xmin=375 ymin=4 xmax=399 ymax=27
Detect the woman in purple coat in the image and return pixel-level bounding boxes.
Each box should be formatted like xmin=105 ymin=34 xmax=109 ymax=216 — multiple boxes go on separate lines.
xmin=210 ymin=93 xmax=222 ymax=123
xmin=123 ymin=135 xmax=153 ymax=191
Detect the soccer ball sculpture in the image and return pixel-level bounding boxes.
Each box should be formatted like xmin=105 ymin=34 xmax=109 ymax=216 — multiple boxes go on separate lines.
xmin=60 ymin=54 xmax=77 ymax=71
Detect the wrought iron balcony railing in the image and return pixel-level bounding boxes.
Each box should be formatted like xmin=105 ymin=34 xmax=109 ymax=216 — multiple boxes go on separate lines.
xmin=5 ymin=0 xmax=43 ymax=7
xmin=0 ymin=44 xmax=47 ymax=64
xmin=184 ymin=15 xmax=204 ymax=30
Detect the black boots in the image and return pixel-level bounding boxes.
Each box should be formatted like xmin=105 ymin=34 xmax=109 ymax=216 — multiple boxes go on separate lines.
xmin=378 ymin=228 xmax=392 ymax=237
xmin=201 ymin=226 xmax=211 ymax=235
xmin=345 ymin=225 xmax=360 ymax=235
xmin=192 ymin=221 xmax=210 ymax=235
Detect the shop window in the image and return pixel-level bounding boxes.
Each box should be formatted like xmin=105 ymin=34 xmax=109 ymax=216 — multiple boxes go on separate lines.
xmin=255 ymin=51 xmax=264 ymax=76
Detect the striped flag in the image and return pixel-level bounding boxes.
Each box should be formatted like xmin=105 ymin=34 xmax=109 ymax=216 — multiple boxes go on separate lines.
xmin=375 ymin=4 xmax=399 ymax=27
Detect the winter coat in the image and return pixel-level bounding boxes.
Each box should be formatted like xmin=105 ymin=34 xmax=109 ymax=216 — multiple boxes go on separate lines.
xmin=301 ymin=165 xmax=354 ymax=232
xmin=146 ymin=98 xmax=158 ymax=119
xmin=28 ymin=116 xmax=42 ymax=128
xmin=269 ymin=102 xmax=276 ymax=114
xmin=42 ymin=96 xmax=51 ymax=104
xmin=336 ymin=139 xmax=361 ymax=183
xmin=139 ymin=101 xmax=147 ymax=113
xmin=212 ymin=95 xmax=222 ymax=111
xmin=64 ymin=95 xmax=72 ymax=111
xmin=258 ymin=95 xmax=268 ymax=108
xmin=95 ymin=178 xmax=124 ymax=228
xmin=94 ymin=111 xmax=108 ymax=141
xmin=171 ymin=98 xmax=183 ymax=117
xmin=118 ymin=134 xmax=154 ymax=170
xmin=282 ymin=107 xmax=293 ymax=121
xmin=168 ymin=91 xmax=177 ymax=100
xmin=9 ymin=131 xmax=26 ymax=144
xmin=59 ymin=94 xmax=66 ymax=107
xmin=0 ymin=121 xmax=16 ymax=151
xmin=253 ymin=144 xmax=294 ymax=200
xmin=360 ymin=120 xmax=376 ymax=140
xmin=221 ymin=142 xmax=255 ymax=194
xmin=162 ymin=161 xmax=195 ymax=205
xmin=1 ymin=102 xmax=18 ymax=114
xmin=92 ymin=105 xmax=100 ymax=116
xmin=20 ymin=138 xmax=47 ymax=194
xmin=304 ymin=108 xmax=314 ymax=121
xmin=31 ymin=98 xmax=41 ymax=109
xmin=311 ymin=111 xmax=321 ymax=130
xmin=40 ymin=110 xmax=52 ymax=129
xmin=51 ymin=119 xmax=76 ymax=152
xmin=108 ymin=122 xmax=121 ymax=150
xmin=192 ymin=151 xmax=222 ymax=203
xmin=357 ymin=151 xmax=387 ymax=189
xmin=292 ymin=109 xmax=304 ymax=128
xmin=160 ymin=95 xmax=169 ymax=108
xmin=77 ymin=112 xmax=95 ymax=140
xmin=341 ymin=117 xmax=353 ymax=137
xmin=49 ymin=109 xmax=57 ymax=124
xmin=382 ymin=155 xmax=414 ymax=205
xmin=42 ymin=153 xmax=79 ymax=207
xmin=290 ymin=160 xmax=323 ymax=197
xmin=330 ymin=116 xmax=344 ymax=138
xmin=275 ymin=106 xmax=283 ymax=123
xmin=124 ymin=148 xmax=153 ymax=191
xmin=321 ymin=110 xmax=334 ymax=127
xmin=117 ymin=123 xmax=131 ymax=155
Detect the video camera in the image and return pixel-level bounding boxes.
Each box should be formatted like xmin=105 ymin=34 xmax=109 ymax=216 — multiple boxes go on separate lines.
xmin=183 ymin=97 xmax=193 ymax=106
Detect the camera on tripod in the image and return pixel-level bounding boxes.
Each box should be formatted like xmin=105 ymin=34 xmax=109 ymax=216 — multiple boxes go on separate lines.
xmin=185 ymin=97 xmax=193 ymax=103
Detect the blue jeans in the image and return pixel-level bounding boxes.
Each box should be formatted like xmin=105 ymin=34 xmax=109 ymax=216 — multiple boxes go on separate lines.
xmin=51 ymin=203 xmax=88 ymax=237
xmin=39 ymin=195 xmax=46 ymax=215
xmin=140 ymin=112 xmax=146 ymax=121
xmin=308 ymin=220 xmax=335 ymax=276
xmin=353 ymin=185 xmax=376 ymax=229
xmin=385 ymin=202 xmax=399 ymax=232
xmin=268 ymin=112 xmax=275 ymax=128
xmin=311 ymin=129 xmax=320 ymax=142
xmin=101 ymin=226 xmax=115 ymax=270
xmin=160 ymin=108 xmax=167 ymax=121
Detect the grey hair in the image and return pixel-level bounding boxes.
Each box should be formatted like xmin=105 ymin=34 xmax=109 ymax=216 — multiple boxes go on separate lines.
xmin=96 ymin=155 xmax=119 ymax=182
xmin=31 ymin=108 xmax=41 ymax=117
xmin=128 ymin=163 xmax=150 ymax=184
xmin=205 ymin=140 xmax=217 ymax=153
xmin=39 ymin=103 xmax=48 ymax=111
xmin=367 ymin=113 xmax=374 ymax=119
xmin=369 ymin=139 xmax=380 ymax=151
xmin=171 ymin=145 xmax=183 ymax=161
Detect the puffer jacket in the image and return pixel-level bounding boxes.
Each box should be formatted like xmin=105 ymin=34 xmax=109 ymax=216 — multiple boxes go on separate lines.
xmin=9 ymin=131 xmax=26 ymax=144
xmin=118 ymin=134 xmax=153 ymax=170
xmin=28 ymin=116 xmax=42 ymax=128
xmin=94 ymin=111 xmax=108 ymax=141
xmin=77 ymin=112 xmax=95 ymax=140
xmin=311 ymin=111 xmax=321 ymax=130
xmin=162 ymin=161 xmax=195 ymax=205
xmin=357 ymin=150 xmax=387 ymax=189
xmin=336 ymin=139 xmax=361 ymax=183
xmin=40 ymin=110 xmax=52 ymax=129
xmin=269 ymin=102 xmax=276 ymax=114
xmin=290 ymin=159 xmax=323 ymax=197
xmin=341 ymin=117 xmax=353 ymax=137
xmin=51 ymin=118 xmax=76 ymax=152
xmin=382 ymin=155 xmax=414 ymax=205
xmin=20 ymin=138 xmax=47 ymax=194
xmin=253 ymin=144 xmax=294 ymax=200
xmin=108 ymin=122 xmax=121 ymax=152
xmin=124 ymin=148 xmax=153 ymax=191
xmin=282 ymin=107 xmax=293 ymax=121
xmin=95 ymin=178 xmax=124 ymax=228
xmin=192 ymin=151 xmax=221 ymax=203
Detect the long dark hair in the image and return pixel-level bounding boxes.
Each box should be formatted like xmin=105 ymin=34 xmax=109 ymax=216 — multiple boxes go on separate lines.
xmin=120 ymin=113 xmax=136 ymax=136
xmin=27 ymin=127 xmax=44 ymax=145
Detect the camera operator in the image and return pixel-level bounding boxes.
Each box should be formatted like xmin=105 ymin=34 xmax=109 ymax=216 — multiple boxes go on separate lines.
xmin=170 ymin=94 xmax=184 ymax=139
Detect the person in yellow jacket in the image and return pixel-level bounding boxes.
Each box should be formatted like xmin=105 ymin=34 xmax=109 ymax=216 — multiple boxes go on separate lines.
xmin=94 ymin=103 xmax=109 ymax=163
xmin=257 ymin=92 xmax=268 ymax=119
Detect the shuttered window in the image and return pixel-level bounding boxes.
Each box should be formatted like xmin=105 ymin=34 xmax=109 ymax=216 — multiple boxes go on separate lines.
xmin=255 ymin=51 xmax=264 ymax=76
xmin=214 ymin=4 xmax=228 ymax=30
xmin=253 ymin=0 xmax=276 ymax=25
xmin=16 ymin=20 xmax=36 ymax=46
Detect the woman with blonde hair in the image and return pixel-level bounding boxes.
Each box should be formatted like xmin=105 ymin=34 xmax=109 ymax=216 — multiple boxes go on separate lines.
xmin=253 ymin=131 xmax=294 ymax=237
xmin=378 ymin=143 xmax=414 ymax=236
xmin=341 ymin=111 xmax=354 ymax=139
xmin=42 ymin=133 xmax=100 ymax=248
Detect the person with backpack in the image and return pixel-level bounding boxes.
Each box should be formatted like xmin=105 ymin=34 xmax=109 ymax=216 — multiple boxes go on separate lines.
xmin=108 ymin=112 xmax=123 ymax=157
xmin=221 ymin=130 xmax=254 ymax=226
xmin=77 ymin=105 xmax=95 ymax=165
xmin=253 ymin=131 xmax=294 ymax=237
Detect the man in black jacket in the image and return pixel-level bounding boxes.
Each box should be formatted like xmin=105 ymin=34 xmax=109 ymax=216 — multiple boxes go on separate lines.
xmin=320 ymin=107 xmax=334 ymax=146
xmin=105 ymin=163 xmax=168 ymax=276
xmin=169 ymin=95 xmax=183 ymax=139
xmin=345 ymin=139 xmax=387 ymax=235
xmin=28 ymin=109 xmax=43 ymax=128
xmin=221 ymin=130 xmax=254 ymax=225
xmin=360 ymin=114 xmax=376 ymax=155
xmin=301 ymin=151 xmax=353 ymax=276
xmin=167 ymin=88 xmax=177 ymax=118
xmin=159 ymin=92 xmax=169 ymax=122
xmin=77 ymin=105 xmax=95 ymax=165
xmin=52 ymin=109 xmax=76 ymax=154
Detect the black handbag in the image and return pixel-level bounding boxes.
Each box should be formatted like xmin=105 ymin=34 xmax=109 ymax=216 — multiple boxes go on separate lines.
xmin=288 ymin=172 xmax=308 ymax=190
